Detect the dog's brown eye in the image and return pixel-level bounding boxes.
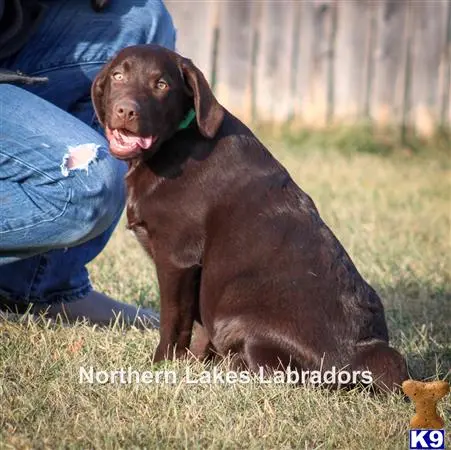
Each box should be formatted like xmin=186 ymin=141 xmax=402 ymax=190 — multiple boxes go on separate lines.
xmin=112 ymin=72 xmax=124 ymax=81
xmin=156 ymin=80 xmax=168 ymax=90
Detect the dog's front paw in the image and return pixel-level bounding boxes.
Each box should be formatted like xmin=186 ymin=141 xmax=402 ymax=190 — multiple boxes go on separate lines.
xmin=153 ymin=344 xmax=167 ymax=364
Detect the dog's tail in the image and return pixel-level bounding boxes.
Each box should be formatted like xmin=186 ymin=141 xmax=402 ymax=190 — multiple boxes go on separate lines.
xmin=351 ymin=341 xmax=409 ymax=392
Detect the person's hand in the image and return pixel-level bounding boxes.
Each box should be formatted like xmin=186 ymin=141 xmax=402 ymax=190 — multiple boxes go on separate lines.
xmin=91 ymin=0 xmax=109 ymax=12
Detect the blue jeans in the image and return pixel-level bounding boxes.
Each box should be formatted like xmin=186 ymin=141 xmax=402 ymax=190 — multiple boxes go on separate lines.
xmin=0 ymin=0 xmax=175 ymax=305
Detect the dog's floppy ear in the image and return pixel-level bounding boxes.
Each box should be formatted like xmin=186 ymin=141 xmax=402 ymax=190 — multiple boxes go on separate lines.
xmin=91 ymin=60 xmax=113 ymax=127
xmin=180 ymin=58 xmax=224 ymax=138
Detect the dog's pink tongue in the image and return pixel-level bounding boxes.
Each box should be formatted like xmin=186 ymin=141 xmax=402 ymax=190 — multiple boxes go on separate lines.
xmin=113 ymin=129 xmax=154 ymax=149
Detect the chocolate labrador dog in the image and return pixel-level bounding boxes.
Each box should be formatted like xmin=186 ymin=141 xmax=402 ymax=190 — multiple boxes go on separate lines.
xmin=92 ymin=45 xmax=408 ymax=390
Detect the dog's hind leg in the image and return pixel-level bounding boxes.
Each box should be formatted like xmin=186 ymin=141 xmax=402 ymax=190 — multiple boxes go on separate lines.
xmin=238 ymin=338 xmax=307 ymax=376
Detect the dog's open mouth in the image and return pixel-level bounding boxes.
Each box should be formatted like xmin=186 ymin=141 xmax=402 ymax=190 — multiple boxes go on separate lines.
xmin=106 ymin=127 xmax=156 ymax=158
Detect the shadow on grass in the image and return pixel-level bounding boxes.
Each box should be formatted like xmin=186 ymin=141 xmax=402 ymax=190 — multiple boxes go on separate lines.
xmin=377 ymin=279 xmax=450 ymax=382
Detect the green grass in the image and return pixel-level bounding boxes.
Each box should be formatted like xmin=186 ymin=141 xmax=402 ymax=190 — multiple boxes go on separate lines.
xmin=1 ymin=133 xmax=450 ymax=449
xmin=258 ymin=123 xmax=451 ymax=162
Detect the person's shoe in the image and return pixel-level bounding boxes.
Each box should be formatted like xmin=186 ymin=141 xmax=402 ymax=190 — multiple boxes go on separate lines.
xmin=0 ymin=291 xmax=159 ymax=328
xmin=0 ymin=297 xmax=32 ymax=315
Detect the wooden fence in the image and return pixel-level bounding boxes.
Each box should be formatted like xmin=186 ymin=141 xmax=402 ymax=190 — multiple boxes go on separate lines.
xmin=165 ymin=0 xmax=451 ymax=136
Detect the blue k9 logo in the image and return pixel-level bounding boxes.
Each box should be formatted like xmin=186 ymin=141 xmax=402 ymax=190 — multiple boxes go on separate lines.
xmin=409 ymin=430 xmax=445 ymax=450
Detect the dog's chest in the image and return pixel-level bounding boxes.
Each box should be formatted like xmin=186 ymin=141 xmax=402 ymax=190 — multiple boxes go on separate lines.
xmin=125 ymin=166 xmax=161 ymax=259
xmin=123 ymin=157 xmax=208 ymax=265
xmin=125 ymin=198 xmax=155 ymax=260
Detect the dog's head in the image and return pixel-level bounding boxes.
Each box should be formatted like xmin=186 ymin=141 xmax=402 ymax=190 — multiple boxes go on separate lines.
xmin=91 ymin=44 xmax=224 ymax=160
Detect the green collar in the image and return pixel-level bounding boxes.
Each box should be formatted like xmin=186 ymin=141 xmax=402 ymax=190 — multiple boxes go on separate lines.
xmin=177 ymin=108 xmax=196 ymax=130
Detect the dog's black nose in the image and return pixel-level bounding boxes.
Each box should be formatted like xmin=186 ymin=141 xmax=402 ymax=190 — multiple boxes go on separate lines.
xmin=114 ymin=100 xmax=140 ymax=121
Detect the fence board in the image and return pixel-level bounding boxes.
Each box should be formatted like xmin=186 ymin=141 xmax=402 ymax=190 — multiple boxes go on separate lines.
xmin=292 ymin=0 xmax=314 ymax=125
xmin=165 ymin=0 xmax=217 ymax=82
xmin=410 ymin=0 xmax=449 ymax=135
xmin=254 ymin=0 xmax=296 ymax=123
xmin=215 ymin=1 xmax=257 ymax=122
xmin=439 ymin=0 xmax=451 ymax=127
xmin=371 ymin=0 xmax=409 ymax=127
xmin=334 ymin=0 xmax=374 ymax=121
xmin=293 ymin=0 xmax=336 ymax=126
